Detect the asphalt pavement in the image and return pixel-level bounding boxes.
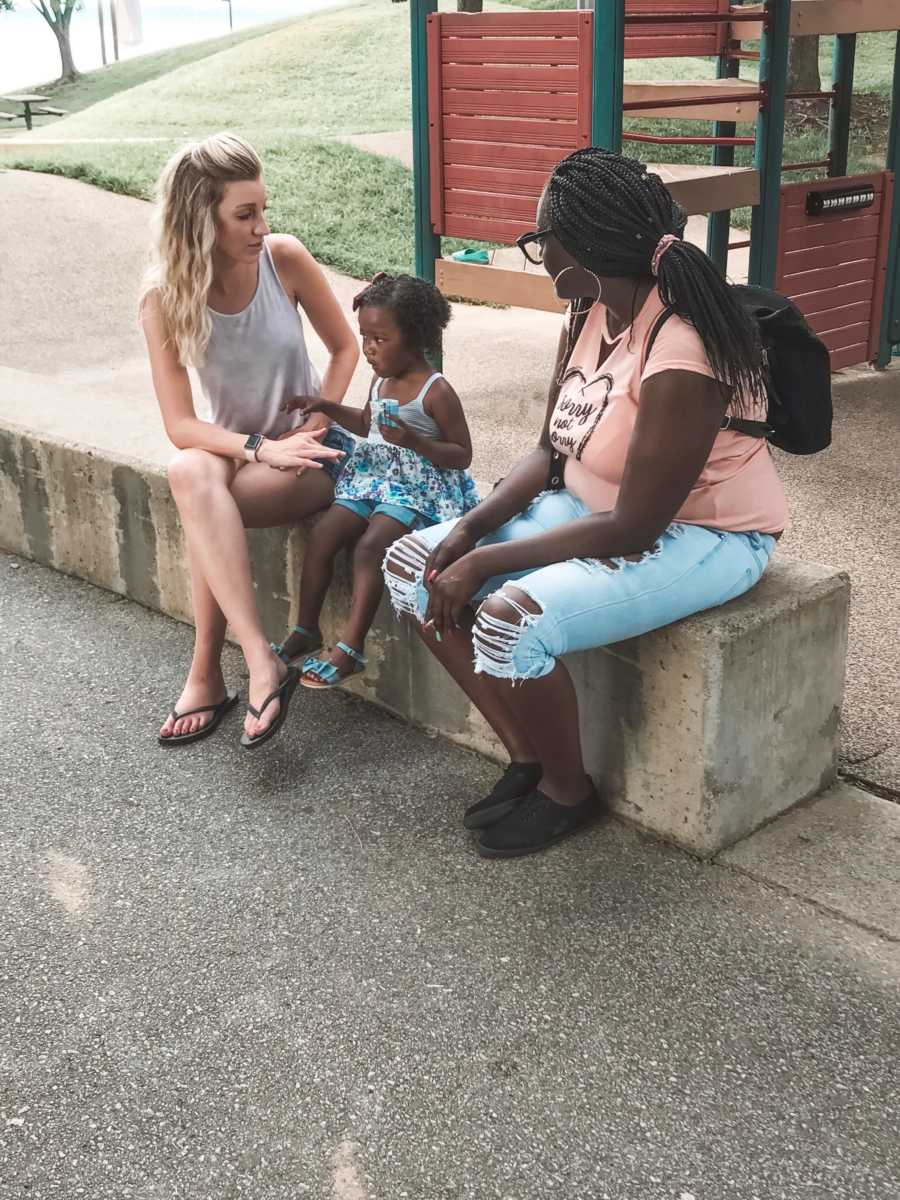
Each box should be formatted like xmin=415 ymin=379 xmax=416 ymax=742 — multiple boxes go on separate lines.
xmin=2 ymin=552 xmax=899 ymax=1200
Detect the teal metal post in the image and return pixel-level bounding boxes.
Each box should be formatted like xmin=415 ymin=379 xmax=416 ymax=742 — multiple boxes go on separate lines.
xmin=748 ymin=0 xmax=791 ymax=287
xmin=828 ymin=33 xmax=856 ymax=177
xmin=411 ymin=0 xmax=440 ymax=282
xmin=706 ymin=47 xmax=741 ymax=273
xmin=592 ymin=0 xmax=625 ymax=151
xmin=877 ymin=32 xmax=900 ymax=365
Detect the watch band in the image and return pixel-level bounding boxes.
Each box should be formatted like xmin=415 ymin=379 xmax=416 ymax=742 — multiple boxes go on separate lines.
xmin=243 ymin=433 xmax=264 ymax=463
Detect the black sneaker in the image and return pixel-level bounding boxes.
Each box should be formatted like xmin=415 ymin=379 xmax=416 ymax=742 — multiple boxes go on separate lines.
xmin=463 ymin=762 xmax=542 ymax=830
xmin=476 ymin=783 xmax=607 ymax=859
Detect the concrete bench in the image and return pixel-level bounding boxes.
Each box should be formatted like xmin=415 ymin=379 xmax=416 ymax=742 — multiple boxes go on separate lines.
xmin=0 ymin=422 xmax=849 ymax=855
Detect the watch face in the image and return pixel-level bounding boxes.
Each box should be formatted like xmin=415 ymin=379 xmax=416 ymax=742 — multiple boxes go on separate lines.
xmin=245 ymin=434 xmax=263 ymax=450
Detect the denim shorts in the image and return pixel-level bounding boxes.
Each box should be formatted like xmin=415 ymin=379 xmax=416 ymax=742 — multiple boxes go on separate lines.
xmin=384 ymin=489 xmax=776 ymax=681
xmin=334 ymin=497 xmax=424 ymax=528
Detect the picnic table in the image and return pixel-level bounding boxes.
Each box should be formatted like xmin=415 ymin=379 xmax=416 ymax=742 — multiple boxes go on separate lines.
xmin=1 ymin=93 xmax=67 ymax=132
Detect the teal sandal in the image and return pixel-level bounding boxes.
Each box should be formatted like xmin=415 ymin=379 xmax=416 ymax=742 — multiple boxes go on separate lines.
xmin=271 ymin=624 xmax=323 ymax=667
xmin=300 ymin=642 xmax=366 ymax=690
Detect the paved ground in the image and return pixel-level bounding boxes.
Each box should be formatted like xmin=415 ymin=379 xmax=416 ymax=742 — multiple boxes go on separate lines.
xmin=0 ymin=168 xmax=898 ymax=789
xmin=2 ymin=553 xmax=900 ymax=1199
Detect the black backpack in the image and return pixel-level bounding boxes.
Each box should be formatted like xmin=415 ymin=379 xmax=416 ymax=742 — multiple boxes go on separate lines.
xmin=646 ymin=284 xmax=833 ymax=455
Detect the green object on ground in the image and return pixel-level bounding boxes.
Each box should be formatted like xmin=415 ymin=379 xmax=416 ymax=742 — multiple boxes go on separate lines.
xmin=450 ymin=249 xmax=490 ymax=265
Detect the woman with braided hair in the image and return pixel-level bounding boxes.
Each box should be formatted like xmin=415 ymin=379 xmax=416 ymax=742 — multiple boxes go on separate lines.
xmin=384 ymin=147 xmax=787 ymax=858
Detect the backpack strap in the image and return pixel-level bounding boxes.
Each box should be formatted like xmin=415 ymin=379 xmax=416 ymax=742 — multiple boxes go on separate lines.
xmin=723 ymin=416 xmax=775 ymax=438
xmin=643 ymin=306 xmax=676 ymax=367
xmin=646 ymin=307 xmax=774 ymax=440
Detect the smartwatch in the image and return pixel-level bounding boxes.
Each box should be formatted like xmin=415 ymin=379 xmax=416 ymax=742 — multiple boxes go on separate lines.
xmin=243 ymin=433 xmax=264 ymax=463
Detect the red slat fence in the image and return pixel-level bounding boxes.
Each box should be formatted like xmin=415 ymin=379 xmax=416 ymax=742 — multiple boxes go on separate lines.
xmin=774 ymin=172 xmax=895 ymax=371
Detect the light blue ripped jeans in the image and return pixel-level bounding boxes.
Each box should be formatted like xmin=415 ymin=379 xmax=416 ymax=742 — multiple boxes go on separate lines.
xmin=383 ymin=489 xmax=776 ymax=682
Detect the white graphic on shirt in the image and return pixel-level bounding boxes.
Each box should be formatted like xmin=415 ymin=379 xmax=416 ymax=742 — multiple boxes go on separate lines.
xmin=549 ymin=371 xmax=614 ymax=461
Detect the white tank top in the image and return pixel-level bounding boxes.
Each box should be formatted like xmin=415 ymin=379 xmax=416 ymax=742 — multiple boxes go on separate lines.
xmin=196 ymin=239 xmax=321 ymax=438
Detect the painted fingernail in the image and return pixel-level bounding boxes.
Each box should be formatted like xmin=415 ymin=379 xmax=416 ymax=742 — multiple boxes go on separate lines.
xmin=434 ymin=630 xmax=442 ymax=642
xmin=428 ymin=570 xmax=438 ymax=582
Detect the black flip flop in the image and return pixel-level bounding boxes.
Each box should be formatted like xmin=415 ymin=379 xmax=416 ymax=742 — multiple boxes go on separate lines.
xmin=240 ymin=667 xmax=300 ymax=750
xmin=158 ymin=689 xmax=239 ymax=747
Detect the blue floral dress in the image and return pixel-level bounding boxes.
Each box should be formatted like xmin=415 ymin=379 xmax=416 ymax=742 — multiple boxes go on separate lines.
xmin=335 ymin=374 xmax=480 ymax=526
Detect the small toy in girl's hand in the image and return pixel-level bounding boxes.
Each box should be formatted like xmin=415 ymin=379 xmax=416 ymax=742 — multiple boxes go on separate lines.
xmin=381 ymin=399 xmax=401 ymax=429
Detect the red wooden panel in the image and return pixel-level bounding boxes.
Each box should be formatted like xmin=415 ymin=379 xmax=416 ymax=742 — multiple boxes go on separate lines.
xmin=442 ymin=38 xmax=580 ymax=66
xmin=442 ymin=64 xmax=579 ymax=91
xmin=442 ymin=89 xmax=578 ymax=120
xmin=445 ymin=188 xmax=537 ymax=222
xmin=441 ymin=6 xmax=725 ymax=58
xmin=806 ymin=301 xmax=873 ymax=336
xmin=444 ymin=141 xmax=570 ymax=172
xmin=625 ymin=29 xmax=721 ymax=56
xmin=443 ymin=214 xmax=536 ymax=243
xmin=775 ymin=172 xmax=893 ymax=368
xmin=791 ymin=280 xmax=875 ymax=317
xmin=443 ymin=115 xmax=581 ymax=148
xmin=629 ymin=0 xmax=725 ymax=11
xmin=623 ymin=35 xmax=720 ymax=56
xmin=783 ymin=212 xmax=882 ymax=253
xmin=829 ymin=342 xmax=871 ymax=371
xmin=441 ymin=13 xmax=581 ymax=36
xmin=427 ymin=14 xmax=445 ymax=235
xmin=780 ymin=257 xmax=878 ymax=293
xmin=780 ymin=237 xmax=879 ymax=275
xmin=445 ymin=163 xmax=553 ymax=198
xmin=819 ymin=322 xmax=870 ymax=353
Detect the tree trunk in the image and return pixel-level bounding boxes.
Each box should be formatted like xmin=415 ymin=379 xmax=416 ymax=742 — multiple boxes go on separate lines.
xmin=457 ymin=0 xmax=484 ymax=12
xmin=53 ymin=23 xmax=79 ymax=81
xmin=787 ymin=36 xmax=821 ymax=94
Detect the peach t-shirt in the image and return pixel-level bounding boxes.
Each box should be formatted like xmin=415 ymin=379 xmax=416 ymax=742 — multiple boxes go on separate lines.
xmin=548 ymin=290 xmax=788 ymax=534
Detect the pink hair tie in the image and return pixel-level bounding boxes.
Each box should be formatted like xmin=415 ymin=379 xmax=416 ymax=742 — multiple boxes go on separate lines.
xmin=651 ymin=233 xmax=679 ymax=277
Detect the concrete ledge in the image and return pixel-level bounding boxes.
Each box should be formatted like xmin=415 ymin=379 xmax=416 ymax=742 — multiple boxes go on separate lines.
xmin=0 ymin=421 xmax=850 ymax=855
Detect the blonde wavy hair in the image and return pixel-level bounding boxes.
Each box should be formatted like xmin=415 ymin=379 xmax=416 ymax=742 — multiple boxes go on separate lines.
xmin=140 ymin=132 xmax=262 ymax=367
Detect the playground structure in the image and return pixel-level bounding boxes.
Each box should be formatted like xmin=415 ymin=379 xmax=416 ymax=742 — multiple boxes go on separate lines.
xmin=410 ymin=0 xmax=900 ymax=370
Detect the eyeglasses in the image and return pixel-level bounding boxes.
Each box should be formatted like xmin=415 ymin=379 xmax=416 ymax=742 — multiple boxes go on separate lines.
xmin=516 ymin=227 xmax=552 ymax=266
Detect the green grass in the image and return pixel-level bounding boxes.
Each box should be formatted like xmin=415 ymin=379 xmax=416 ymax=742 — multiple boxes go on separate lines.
xmin=13 ymin=19 xmax=300 ymax=117
xmin=14 ymin=2 xmax=411 ymax=143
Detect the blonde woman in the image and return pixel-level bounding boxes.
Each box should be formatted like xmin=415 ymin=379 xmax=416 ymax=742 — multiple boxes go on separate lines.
xmin=141 ymin=132 xmax=359 ymax=750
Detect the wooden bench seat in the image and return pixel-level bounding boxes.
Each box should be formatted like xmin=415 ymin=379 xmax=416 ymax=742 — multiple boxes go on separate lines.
xmin=624 ymin=78 xmax=762 ymax=122
xmin=790 ymin=0 xmax=900 ymax=35
xmin=0 ymin=112 xmax=16 ymax=121
xmin=32 ymin=106 xmax=67 ymax=117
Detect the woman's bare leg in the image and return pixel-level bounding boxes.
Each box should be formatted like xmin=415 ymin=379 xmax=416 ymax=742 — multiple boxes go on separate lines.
xmin=161 ymin=452 xmax=335 ymax=740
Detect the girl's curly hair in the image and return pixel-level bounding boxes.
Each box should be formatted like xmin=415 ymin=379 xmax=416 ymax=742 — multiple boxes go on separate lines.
xmin=355 ymin=273 xmax=451 ymax=359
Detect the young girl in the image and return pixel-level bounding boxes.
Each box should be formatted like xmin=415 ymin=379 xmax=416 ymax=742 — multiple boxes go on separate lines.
xmin=274 ymin=273 xmax=479 ymax=688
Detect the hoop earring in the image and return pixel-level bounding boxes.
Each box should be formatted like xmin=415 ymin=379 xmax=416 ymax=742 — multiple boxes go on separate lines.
xmin=553 ymin=266 xmax=602 ymax=300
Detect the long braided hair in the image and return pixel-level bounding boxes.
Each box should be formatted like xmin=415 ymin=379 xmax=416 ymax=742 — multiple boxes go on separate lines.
xmin=548 ymin=148 xmax=766 ymax=407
